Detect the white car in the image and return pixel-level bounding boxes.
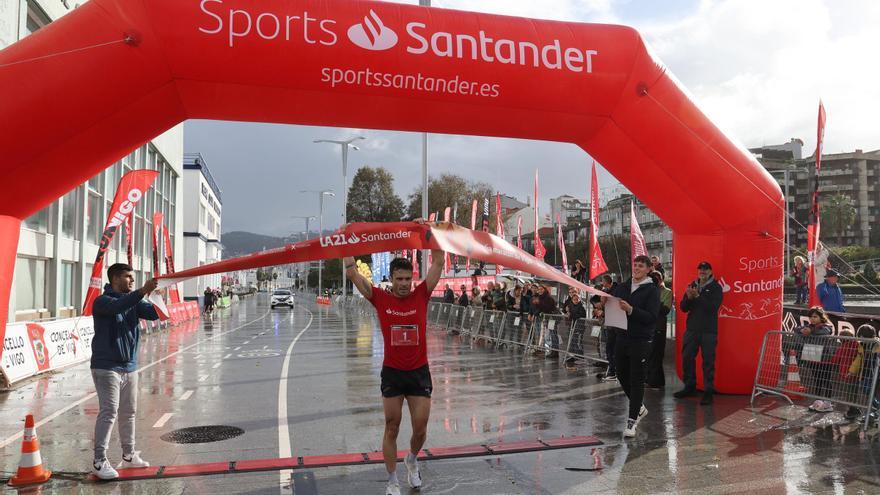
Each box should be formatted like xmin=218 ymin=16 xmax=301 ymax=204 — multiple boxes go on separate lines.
xmin=271 ymin=289 xmax=294 ymax=308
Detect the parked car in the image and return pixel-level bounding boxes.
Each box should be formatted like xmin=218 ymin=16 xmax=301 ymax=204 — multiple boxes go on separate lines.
xmin=271 ymin=289 xmax=294 ymax=309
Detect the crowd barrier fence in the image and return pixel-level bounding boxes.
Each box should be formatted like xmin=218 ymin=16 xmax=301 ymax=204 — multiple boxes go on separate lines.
xmin=751 ymin=330 xmax=880 ymax=431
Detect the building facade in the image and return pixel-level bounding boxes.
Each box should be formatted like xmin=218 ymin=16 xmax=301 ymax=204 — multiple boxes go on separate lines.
xmin=598 ymin=194 xmax=673 ymax=270
xmin=182 ymin=153 xmax=223 ymax=300
xmin=4 ymin=0 xmax=184 ymax=322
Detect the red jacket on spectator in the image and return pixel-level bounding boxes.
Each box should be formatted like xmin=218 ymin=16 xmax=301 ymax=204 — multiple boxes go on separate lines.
xmin=831 ymin=339 xmax=860 ymax=380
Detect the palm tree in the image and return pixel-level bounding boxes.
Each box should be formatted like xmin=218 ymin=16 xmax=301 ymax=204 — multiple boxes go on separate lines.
xmin=822 ymin=193 xmax=856 ymax=246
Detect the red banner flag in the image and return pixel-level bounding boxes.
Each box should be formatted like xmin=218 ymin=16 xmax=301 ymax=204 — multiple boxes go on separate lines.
xmin=533 ymin=170 xmax=546 ymax=260
xmin=82 ymin=170 xmax=159 ymax=315
xmin=807 ymin=101 xmax=826 ymax=307
xmin=466 ymin=199 xmax=477 ymax=274
xmin=556 ymin=213 xmax=569 ymax=275
xmin=495 ymin=192 xmax=505 ymax=274
xmin=151 ymin=212 xmax=164 ymax=277
xmin=516 ymin=215 xmax=523 ymax=249
xmin=411 ymin=249 xmax=419 ymax=280
xmin=162 ymin=218 xmax=182 ymax=303
xmin=630 ymin=200 xmax=648 ymax=261
xmin=125 ymin=215 xmax=134 ymax=264
xmin=427 ymin=212 xmax=436 ymax=268
xmin=443 ymin=207 xmax=451 ymax=274
xmin=589 ymin=162 xmax=608 ymax=279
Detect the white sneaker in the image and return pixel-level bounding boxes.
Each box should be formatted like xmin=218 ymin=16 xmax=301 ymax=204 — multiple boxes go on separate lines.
xmin=385 ymin=479 xmax=401 ymax=495
xmin=815 ymin=400 xmax=834 ymax=413
xmin=636 ymin=405 xmax=648 ymax=426
xmin=404 ymin=453 xmax=422 ymax=490
xmin=623 ymin=418 xmax=637 ymax=438
xmin=808 ymin=399 xmax=824 ymax=412
xmin=117 ymin=451 xmax=150 ymax=469
xmin=93 ymin=459 xmax=119 ymax=480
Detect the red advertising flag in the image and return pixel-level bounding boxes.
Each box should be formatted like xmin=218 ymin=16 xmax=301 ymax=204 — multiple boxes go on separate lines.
xmin=151 ymin=212 xmax=164 ymax=277
xmin=495 ymin=192 xmax=504 ymax=274
xmin=125 ymin=215 xmax=134 ymax=264
xmin=82 ymin=170 xmax=159 ymax=315
xmin=808 ymin=101 xmax=826 ymax=307
xmin=162 ymin=220 xmax=182 ymax=303
xmin=516 ymin=215 xmax=523 ymax=249
xmin=466 ymin=199 xmax=477 ymax=273
xmin=443 ymin=207 xmax=451 ymax=274
xmin=557 ymin=213 xmax=569 ymax=275
xmin=589 ymin=162 xmax=608 ymax=279
xmin=533 ymin=170 xmax=547 ymax=260
xmin=411 ymin=249 xmax=419 ymax=280
xmin=427 ymin=212 xmax=436 ymax=267
xmin=630 ymin=200 xmax=648 ymax=261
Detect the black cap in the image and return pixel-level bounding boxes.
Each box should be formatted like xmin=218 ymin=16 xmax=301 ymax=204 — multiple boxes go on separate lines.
xmin=697 ymin=261 xmax=712 ymax=270
xmin=825 ymin=269 xmax=839 ymax=278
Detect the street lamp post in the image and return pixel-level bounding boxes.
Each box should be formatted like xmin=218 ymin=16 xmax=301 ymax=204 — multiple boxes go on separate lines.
xmin=301 ymin=190 xmax=334 ymax=297
xmin=291 ymin=215 xmax=316 ymax=290
xmin=314 ymin=136 xmax=365 ymax=298
xmin=769 ymin=165 xmax=799 ymax=274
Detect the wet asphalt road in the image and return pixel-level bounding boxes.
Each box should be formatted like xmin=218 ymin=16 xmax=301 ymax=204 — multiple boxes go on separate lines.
xmin=2 ymin=295 xmax=880 ymax=494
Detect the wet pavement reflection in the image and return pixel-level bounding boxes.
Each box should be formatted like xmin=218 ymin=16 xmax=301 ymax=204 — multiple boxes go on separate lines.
xmin=1 ymin=296 xmax=879 ymax=494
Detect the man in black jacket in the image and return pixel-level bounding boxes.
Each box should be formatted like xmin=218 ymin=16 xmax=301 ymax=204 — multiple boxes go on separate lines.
xmin=675 ymin=261 xmax=724 ymax=405
xmin=610 ymin=255 xmax=660 ymax=438
xmin=443 ymin=284 xmax=455 ymax=304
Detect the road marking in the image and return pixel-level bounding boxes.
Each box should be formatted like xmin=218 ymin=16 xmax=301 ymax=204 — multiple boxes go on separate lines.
xmin=0 ymin=309 xmax=271 ymax=450
xmin=234 ymin=346 xmax=241 ymax=351
xmin=279 ymin=304 xmax=314 ymax=494
xmin=223 ymin=353 xmax=232 ymax=359
xmin=153 ymin=413 xmax=174 ymax=428
xmin=179 ymin=390 xmax=194 ymax=401
xmin=194 ymin=354 xmax=202 ymax=360
xmin=243 ymin=341 xmax=250 ymax=345
xmin=263 ymin=345 xmax=268 ymax=350
xmin=212 ymin=362 xmax=222 ymax=369
xmin=198 ymin=375 xmax=209 ymax=382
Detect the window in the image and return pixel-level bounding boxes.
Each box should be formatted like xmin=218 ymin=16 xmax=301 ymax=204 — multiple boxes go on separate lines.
xmin=24 ymin=1 xmax=51 ymax=36
xmin=61 ymin=187 xmax=80 ymax=239
xmin=200 ymin=204 xmax=207 ymax=226
xmin=23 ymin=205 xmax=51 ymax=233
xmin=88 ymin=170 xmax=104 ymax=195
xmin=60 ymin=263 xmax=74 ymax=307
xmin=87 ymin=193 xmax=102 ymax=244
xmin=15 ymin=257 xmax=47 ymax=311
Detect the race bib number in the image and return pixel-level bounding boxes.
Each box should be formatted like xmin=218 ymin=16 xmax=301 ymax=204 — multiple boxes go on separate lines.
xmin=391 ymin=325 xmax=419 ymax=346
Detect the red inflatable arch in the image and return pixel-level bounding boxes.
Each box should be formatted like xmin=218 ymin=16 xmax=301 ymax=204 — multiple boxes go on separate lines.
xmin=0 ymin=0 xmax=782 ymax=393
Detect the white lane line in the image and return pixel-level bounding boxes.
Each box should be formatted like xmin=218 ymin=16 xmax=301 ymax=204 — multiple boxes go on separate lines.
xmin=243 ymin=341 xmax=250 ymax=345
xmin=194 ymin=354 xmax=202 ymax=360
xmin=0 ymin=309 xmax=271 ymax=450
xmin=279 ymin=304 xmax=314 ymax=493
xmin=223 ymin=353 xmax=232 ymax=359
xmin=179 ymin=390 xmax=194 ymax=401
xmin=153 ymin=413 xmax=174 ymax=428
xmin=198 ymin=374 xmax=210 ymax=382
xmin=212 ymin=362 xmax=222 ymax=369
xmin=233 ymin=346 xmax=241 ymax=351
xmin=263 ymin=345 xmax=268 ymax=350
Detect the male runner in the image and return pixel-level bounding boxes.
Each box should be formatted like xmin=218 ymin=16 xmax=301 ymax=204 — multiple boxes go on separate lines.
xmin=344 ymin=245 xmax=444 ymax=495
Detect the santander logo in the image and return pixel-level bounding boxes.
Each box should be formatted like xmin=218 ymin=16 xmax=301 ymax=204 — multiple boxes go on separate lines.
xmin=347 ymin=10 xmax=398 ymax=51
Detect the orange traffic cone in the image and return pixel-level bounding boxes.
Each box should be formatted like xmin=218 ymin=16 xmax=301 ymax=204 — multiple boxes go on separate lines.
xmin=8 ymin=414 xmax=51 ymax=487
xmin=784 ymin=351 xmax=806 ymax=400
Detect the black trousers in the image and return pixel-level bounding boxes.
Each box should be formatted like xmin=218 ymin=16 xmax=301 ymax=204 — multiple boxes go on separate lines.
xmin=682 ymin=330 xmax=717 ymax=392
xmin=646 ymin=329 xmax=666 ymax=387
xmin=615 ymin=339 xmax=652 ymax=420
xmin=604 ymin=327 xmax=618 ymax=373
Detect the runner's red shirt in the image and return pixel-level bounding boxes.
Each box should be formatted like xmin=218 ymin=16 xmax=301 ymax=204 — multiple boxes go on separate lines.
xmin=369 ymin=281 xmax=429 ymax=371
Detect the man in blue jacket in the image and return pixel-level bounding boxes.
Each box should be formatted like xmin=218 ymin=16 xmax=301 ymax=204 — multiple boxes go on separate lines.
xmin=90 ymin=263 xmax=160 ymax=480
xmin=610 ymin=255 xmax=661 ymax=438
xmin=675 ymin=261 xmax=724 ymax=405
xmin=816 ymin=269 xmax=845 ymax=313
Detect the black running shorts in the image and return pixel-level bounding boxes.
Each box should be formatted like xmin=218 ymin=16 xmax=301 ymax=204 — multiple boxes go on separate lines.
xmin=380 ymin=365 xmax=433 ymax=398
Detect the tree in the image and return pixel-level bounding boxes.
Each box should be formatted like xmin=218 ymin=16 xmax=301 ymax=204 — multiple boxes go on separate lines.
xmin=822 ymin=193 xmax=856 ymax=246
xmin=864 ymin=261 xmax=878 ymax=284
xmin=406 ymin=173 xmax=494 ymax=224
xmin=346 ymin=166 xmax=405 ymax=222
xmin=597 ymin=234 xmax=631 ymax=280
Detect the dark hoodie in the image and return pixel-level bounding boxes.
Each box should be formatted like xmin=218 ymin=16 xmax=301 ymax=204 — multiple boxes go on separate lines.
xmin=91 ymin=284 xmax=160 ymax=372
xmin=611 ymin=277 xmax=661 ymax=341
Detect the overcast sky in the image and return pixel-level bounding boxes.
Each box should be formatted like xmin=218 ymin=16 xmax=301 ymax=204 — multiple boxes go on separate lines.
xmin=184 ymin=0 xmax=879 ymax=237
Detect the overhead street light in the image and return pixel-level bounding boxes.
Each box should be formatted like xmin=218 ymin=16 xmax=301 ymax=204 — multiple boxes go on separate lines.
xmin=300 ymin=190 xmax=334 ymax=297
xmin=314 ymin=136 xmax=365 ymax=298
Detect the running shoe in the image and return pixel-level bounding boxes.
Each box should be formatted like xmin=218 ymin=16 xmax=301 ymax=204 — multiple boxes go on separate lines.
xmin=603 ymin=373 xmax=618 ymax=382
xmin=92 ymin=459 xmax=119 ymax=480
xmin=814 ymin=400 xmax=834 ymax=413
xmin=623 ymin=418 xmax=637 ymax=438
xmin=117 ymin=451 xmax=150 ymax=469
xmin=404 ymin=453 xmax=422 ymax=490
xmin=385 ymin=480 xmax=401 ymax=495
xmin=635 ymin=405 xmax=648 ymax=426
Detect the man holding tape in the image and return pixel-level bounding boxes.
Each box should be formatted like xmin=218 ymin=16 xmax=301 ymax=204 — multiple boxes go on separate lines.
xmin=344 ymin=243 xmax=444 ymax=495
xmin=90 ymin=263 xmax=160 ymax=480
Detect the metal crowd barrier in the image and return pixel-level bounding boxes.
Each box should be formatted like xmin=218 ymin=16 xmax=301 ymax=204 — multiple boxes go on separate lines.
xmin=427 ymin=302 xmax=440 ymax=323
xmin=475 ymin=310 xmax=505 ymax=343
xmin=751 ymin=330 xmax=880 ymax=431
xmin=446 ymin=305 xmax=466 ymax=334
xmin=524 ymin=314 xmax=566 ymax=355
xmin=459 ymin=307 xmax=484 ymax=337
xmin=563 ymin=318 xmax=607 ymax=364
xmin=496 ymin=311 xmax=531 ymax=349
